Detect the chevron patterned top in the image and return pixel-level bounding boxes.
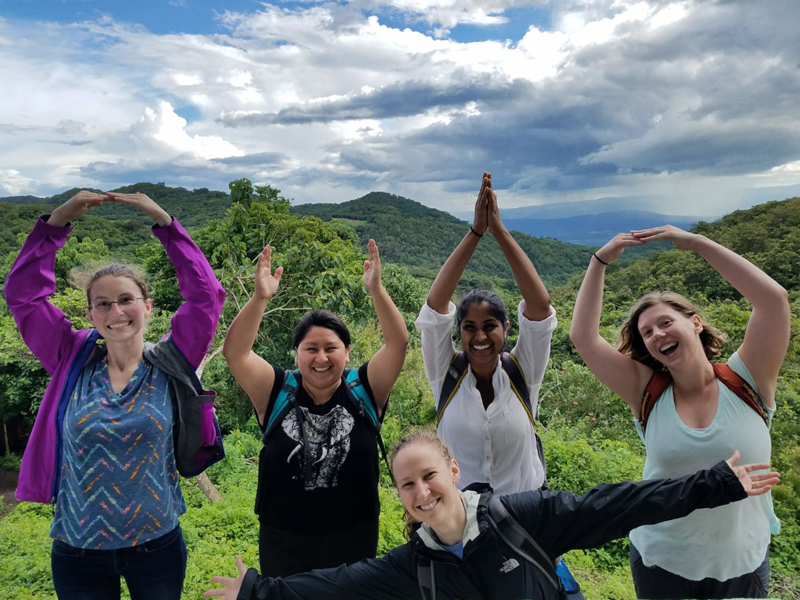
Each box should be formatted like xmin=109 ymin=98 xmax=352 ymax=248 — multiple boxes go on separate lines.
xmin=51 ymin=357 xmax=186 ymax=549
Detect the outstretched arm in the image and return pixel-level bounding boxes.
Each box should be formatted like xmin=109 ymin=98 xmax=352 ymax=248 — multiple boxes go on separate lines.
xmin=223 ymin=245 xmax=282 ymax=426
xmin=508 ymin=452 xmax=779 ymax=561
xmin=486 ymin=181 xmax=549 ymax=321
xmin=569 ymin=234 xmax=652 ymax=415
xmin=363 ymin=239 xmax=408 ymax=416
xmin=206 ymin=549 xmax=422 ymax=600
xmin=425 ymin=172 xmax=490 ymax=313
xmin=632 ymin=226 xmax=789 ymax=407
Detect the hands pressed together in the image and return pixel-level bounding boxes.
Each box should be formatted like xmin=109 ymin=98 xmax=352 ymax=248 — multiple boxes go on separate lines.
xmin=594 ymin=225 xmax=703 ymax=266
xmin=49 ymin=190 xmax=172 ymax=227
xmin=471 ymin=172 xmax=506 ymax=238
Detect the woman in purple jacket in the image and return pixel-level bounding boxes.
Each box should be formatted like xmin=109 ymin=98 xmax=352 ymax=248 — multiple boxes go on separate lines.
xmin=4 ymin=190 xmax=226 ymax=600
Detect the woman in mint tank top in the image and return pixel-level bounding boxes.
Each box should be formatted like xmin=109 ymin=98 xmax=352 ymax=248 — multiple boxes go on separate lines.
xmin=4 ymin=190 xmax=226 ymax=600
xmin=569 ymin=225 xmax=790 ymax=599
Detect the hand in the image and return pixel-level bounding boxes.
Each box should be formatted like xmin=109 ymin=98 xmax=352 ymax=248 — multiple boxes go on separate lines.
xmin=726 ymin=451 xmax=780 ymax=497
xmin=486 ymin=181 xmax=506 ymax=236
xmin=630 ymin=225 xmax=700 ymax=251
xmin=204 ymin=555 xmax=247 ymax=599
xmin=594 ymin=233 xmax=645 ymax=264
xmin=254 ymin=245 xmax=283 ymax=301
xmin=363 ymin=238 xmax=383 ymax=293
xmin=471 ymin=172 xmax=490 ymax=236
xmin=105 ymin=191 xmax=172 ymax=226
xmin=48 ymin=190 xmax=107 ymax=226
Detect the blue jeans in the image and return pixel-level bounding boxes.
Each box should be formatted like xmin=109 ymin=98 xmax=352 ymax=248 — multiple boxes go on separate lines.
xmin=630 ymin=544 xmax=769 ymax=599
xmin=51 ymin=526 xmax=187 ymax=600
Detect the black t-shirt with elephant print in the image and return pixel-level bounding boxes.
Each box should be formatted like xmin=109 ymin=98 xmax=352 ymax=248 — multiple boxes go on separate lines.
xmin=256 ymin=362 xmax=380 ymax=534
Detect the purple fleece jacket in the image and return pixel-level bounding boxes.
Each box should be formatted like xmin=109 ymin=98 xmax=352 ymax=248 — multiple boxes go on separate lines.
xmin=4 ymin=216 xmax=226 ymax=503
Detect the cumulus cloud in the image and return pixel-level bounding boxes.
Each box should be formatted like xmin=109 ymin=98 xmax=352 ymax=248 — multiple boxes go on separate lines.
xmin=1 ymin=0 xmax=799 ymax=216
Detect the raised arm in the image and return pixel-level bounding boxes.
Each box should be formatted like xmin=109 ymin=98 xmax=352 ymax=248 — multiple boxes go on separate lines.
xmin=223 ymin=245 xmax=282 ymax=426
xmin=632 ymin=226 xmax=790 ymax=406
xmin=363 ymin=239 xmax=408 ymax=415
xmin=569 ymin=234 xmax=652 ymax=415
xmin=425 ymin=172 xmax=490 ymax=313
xmin=508 ymin=453 xmax=779 ymax=561
xmin=107 ymin=192 xmax=225 ymax=368
xmin=485 ymin=180 xmax=550 ymax=321
xmin=5 ymin=191 xmax=107 ymax=373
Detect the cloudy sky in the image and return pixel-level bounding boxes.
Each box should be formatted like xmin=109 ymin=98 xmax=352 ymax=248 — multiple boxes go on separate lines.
xmin=2 ymin=0 xmax=799 ymax=216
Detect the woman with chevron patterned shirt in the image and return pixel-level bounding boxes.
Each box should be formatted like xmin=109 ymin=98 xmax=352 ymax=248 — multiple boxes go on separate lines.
xmin=4 ymin=190 xmax=226 ymax=600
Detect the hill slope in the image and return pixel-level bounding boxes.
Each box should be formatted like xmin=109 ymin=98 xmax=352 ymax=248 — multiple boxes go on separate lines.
xmin=291 ymin=192 xmax=594 ymax=288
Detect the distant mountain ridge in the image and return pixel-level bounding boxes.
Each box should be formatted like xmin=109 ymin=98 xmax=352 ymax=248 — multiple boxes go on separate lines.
xmin=503 ymin=210 xmax=701 ymax=246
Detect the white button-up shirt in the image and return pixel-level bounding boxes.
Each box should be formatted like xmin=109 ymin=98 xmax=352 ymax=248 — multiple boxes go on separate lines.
xmin=416 ymin=301 xmax=557 ymax=495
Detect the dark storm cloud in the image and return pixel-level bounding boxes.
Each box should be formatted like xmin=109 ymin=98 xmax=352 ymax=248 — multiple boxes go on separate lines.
xmin=218 ymin=76 xmax=530 ymax=127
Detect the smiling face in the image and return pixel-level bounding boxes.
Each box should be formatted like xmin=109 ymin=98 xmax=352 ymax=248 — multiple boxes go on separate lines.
xmin=393 ymin=442 xmax=463 ymax=534
xmin=294 ymin=325 xmax=350 ymax=391
xmin=637 ymin=302 xmax=704 ymax=367
xmin=85 ymin=275 xmax=151 ymax=342
xmin=459 ymin=302 xmax=508 ymax=372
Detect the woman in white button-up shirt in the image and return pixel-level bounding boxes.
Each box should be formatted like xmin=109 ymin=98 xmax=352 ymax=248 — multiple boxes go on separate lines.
xmin=415 ymin=172 xmax=557 ymax=495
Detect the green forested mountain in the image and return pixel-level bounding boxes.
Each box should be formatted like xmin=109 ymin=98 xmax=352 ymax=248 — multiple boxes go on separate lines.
xmin=2 ymin=186 xmax=593 ymax=287
xmin=292 ymin=191 xmax=594 ymax=288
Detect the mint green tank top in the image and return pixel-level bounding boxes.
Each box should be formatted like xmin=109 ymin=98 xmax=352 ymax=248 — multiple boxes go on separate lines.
xmin=629 ymin=351 xmax=779 ymax=581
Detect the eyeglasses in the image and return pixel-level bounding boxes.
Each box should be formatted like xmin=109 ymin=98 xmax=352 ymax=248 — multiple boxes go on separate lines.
xmin=89 ymin=296 xmax=143 ymax=313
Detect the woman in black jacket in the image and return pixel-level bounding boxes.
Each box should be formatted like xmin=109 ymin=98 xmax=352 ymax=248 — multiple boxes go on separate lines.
xmin=205 ymin=431 xmax=778 ymax=600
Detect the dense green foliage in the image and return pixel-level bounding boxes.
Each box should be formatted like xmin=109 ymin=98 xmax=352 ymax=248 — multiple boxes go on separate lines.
xmin=1 ymin=187 xmax=799 ymax=598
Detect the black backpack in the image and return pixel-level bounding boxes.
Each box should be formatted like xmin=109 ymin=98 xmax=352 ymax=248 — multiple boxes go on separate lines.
xmin=437 ymin=351 xmax=548 ymax=488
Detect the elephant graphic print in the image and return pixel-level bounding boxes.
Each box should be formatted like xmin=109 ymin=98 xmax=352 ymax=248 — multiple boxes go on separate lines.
xmin=282 ymin=405 xmax=355 ymax=490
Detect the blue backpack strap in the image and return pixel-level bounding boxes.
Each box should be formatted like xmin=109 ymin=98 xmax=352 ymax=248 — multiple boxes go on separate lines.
xmin=485 ymin=494 xmax=566 ymax=600
xmin=265 ymin=370 xmax=299 ymax=438
xmin=436 ymin=352 xmax=469 ymax=425
xmin=345 ymin=368 xmax=379 ymax=428
xmin=343 ymin=368 xmax=391 ymax=474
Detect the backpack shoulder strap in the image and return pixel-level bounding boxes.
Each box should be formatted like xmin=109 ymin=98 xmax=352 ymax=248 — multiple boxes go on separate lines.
xmin=265 ymin=370 xmax=300 ymax=438
xmin=712 ymin=363 xmax=770 ymax=428
xmin=344 ymin=368 xmax=379 ymax=428
xmin=485 ymin=495 xmax=565 ymax=599
xmin=640 ymin=370 xmax=672 ymax=435
xmin=502 ymin=352 xmax=549 ymax=489
xmin=416 ymin=555 xmax=436 ymax=600
xmin=437 ymin=352 xmax=469 ymax=425
xmin=343 ymin=368 xmax=391 ymax=473
xmin=501 ymin=352 xmax=534 ymax=426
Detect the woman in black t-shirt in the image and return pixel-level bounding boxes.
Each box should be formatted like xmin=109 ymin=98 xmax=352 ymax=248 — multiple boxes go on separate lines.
xmin=223 ymin=239 xmax=408 ymax=576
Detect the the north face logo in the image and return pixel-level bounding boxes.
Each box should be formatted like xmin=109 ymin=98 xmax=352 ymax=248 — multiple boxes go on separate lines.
xmin=499 ymin=558 xmax=520 ymax=573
